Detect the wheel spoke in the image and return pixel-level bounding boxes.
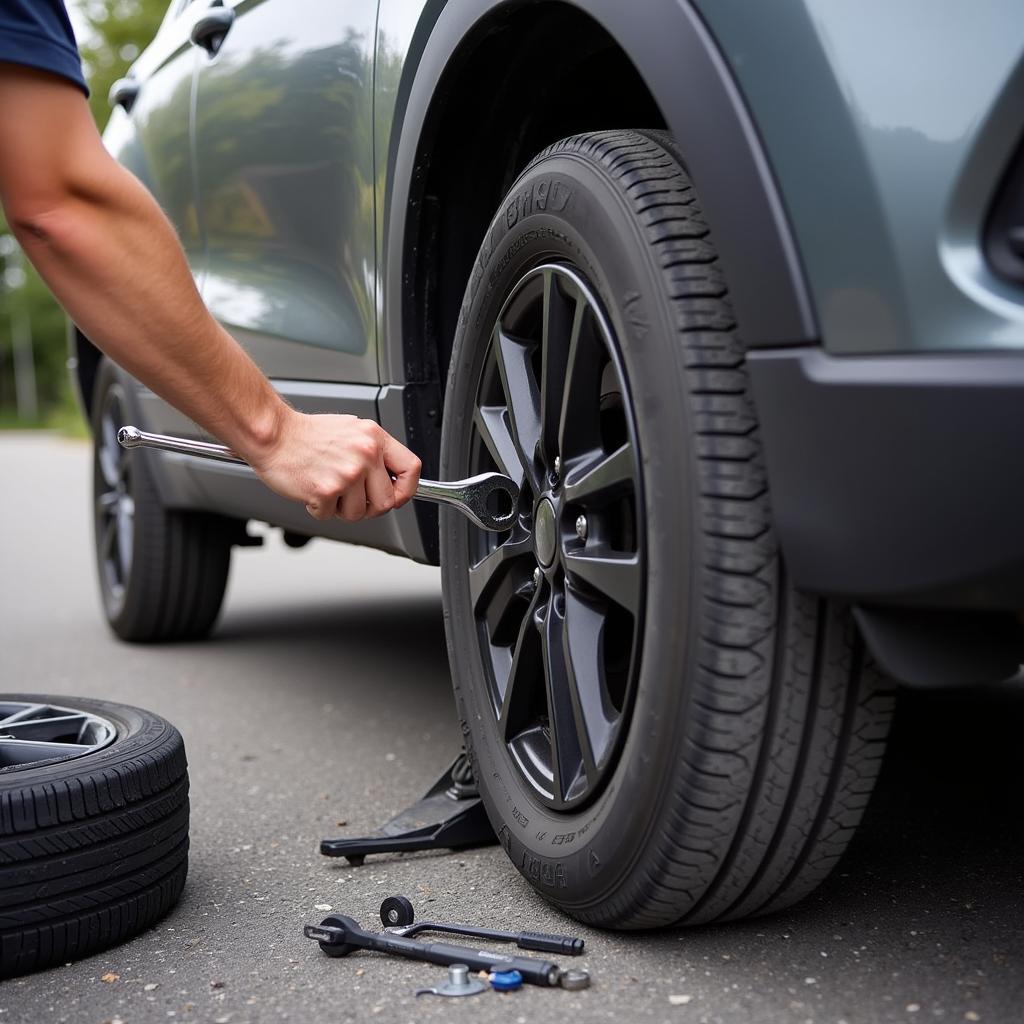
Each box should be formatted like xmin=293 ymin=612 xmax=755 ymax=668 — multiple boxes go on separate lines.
xmin=564 ymin=546 xmax=642 ymax=615
xmin=557 ymin=307 xmax=605 ymax=459
xmin=539 ymin=271 xmax=579 ymax=465
xmin=116 ymin=504 xmax=134 ymax=576
xmin=493 ymin=326 xmax=542 ymax=491
xmin=474 ymin=405 xmax=525 ymax=489
xmin=0 ymin=704 xmax=47 ymax=727
xmin=98 ymin=417 xmax=121 ymax=488
xmin=564 ymin=586 xmax=617 ymax=770
xmin=564 ymin=442 xmax=635 ymax=506
xmin=469 ymin=536 xmax=533 ymax=615
xmin=100 ymin=515 xmax=117 ymax=559
xmin=540 ymin=595 xmax=585 ymax=803
xmin=498 ymin=588 xmax=544 ymax=741
xmin=0 ymin=715 xmax=90 ymax=742
xmin=96 ymin=490 xmax=119 ymax=516
xmin=0 ymin=739 xmax=93 ymax=768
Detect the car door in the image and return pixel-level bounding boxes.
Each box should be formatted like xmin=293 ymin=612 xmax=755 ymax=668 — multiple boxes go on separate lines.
xmin=190 ymin=0 xmax=379 ymax=383
xmin=102 ymin=0 xmax=205 ymax=436
xmin=115 ymin=3 xmax=200 ymax=268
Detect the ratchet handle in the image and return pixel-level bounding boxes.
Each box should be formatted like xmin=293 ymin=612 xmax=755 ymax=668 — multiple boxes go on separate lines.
xmin=517 ymin=931 xmax=586 ymax=956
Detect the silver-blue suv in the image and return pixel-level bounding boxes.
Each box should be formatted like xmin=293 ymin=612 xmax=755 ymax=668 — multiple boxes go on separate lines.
xmin=75 ymin=0 xmax=1024 ymax=928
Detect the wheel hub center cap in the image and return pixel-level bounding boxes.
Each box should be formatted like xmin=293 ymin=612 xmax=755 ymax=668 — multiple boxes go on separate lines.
xmin=534 ymin=498 xmax=558 ymax=568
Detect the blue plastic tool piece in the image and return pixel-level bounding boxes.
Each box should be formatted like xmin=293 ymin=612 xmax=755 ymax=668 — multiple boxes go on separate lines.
xmin=490 ymin=969 xmax=524 ymax=991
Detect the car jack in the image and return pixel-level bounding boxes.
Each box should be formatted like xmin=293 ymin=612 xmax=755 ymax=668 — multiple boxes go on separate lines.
xmin=320 ymin=753 xmax=497 ymax=864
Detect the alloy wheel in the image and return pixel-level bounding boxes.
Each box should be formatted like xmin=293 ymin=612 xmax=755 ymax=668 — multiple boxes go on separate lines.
xmin=465 ymin=263 xmax=645 ymax=811
xmin=94 ymin=383 xmax=135 ymax=617
xmin=0 ymin=700 xmax=117 ymax=772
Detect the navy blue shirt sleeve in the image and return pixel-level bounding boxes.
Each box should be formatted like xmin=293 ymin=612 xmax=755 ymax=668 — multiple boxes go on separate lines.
xmin=0 ymin=0 xmax=89 ymax=96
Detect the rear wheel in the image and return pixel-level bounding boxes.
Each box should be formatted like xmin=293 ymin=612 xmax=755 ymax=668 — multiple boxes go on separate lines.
xmin=440 ymin=130 xmax=894 ymax=927
xmin=92 ymin=359 xmax=232 ymax=642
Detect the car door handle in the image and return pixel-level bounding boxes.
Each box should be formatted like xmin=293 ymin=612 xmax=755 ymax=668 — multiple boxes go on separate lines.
xmin=108 ymin=77 xmax=140 ymax=112
xmin=190 ymin=6 xmax=235 ymax=56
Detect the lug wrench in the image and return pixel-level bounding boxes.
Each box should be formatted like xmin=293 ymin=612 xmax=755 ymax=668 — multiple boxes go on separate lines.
xmin=303 ymin=913 xmax=589 ymax=989
xmin=379 ymin=894 xmax=584 ymax=956
xmin=117 ymin=425 xmax=519 ymax=532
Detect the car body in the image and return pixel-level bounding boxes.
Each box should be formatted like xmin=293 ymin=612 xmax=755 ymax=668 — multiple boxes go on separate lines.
xmin=74 ymin=0 xmax=1024 ymax=924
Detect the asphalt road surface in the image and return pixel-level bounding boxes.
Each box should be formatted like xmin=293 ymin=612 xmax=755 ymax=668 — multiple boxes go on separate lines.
xmin=1 ymin=433 xmax=1022 ymax=1024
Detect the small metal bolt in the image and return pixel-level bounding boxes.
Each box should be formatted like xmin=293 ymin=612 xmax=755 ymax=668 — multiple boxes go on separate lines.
xmin=575 ymin=515 xmax=588 ymax=541
xmin=552 ymin=456 xmax=562 ymax=482
xmin=532 ymin=567 xmax=543 ymax=589
xmin=558 ymin=968 xmax=592 ymax=991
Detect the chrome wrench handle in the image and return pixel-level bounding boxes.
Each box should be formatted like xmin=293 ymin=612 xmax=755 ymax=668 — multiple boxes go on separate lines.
xmin=117 ymin=425 xmax=519 ymax=532
xmin=117 ymin=426 xmax=243 ymax=464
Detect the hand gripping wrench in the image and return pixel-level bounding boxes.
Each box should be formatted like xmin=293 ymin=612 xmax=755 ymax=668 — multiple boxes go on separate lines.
xmin=116 ymin=425 xmax=519 ymax=532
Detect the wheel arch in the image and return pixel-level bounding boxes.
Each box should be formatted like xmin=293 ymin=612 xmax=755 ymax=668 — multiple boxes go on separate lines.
xmin=69 ymin=324 xmax=103 ymax=429
xmin=380 ymin=0 xmax=818 ymax=400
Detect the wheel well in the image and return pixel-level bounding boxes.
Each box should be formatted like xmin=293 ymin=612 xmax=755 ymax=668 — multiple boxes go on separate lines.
xmin=401 ymin=2 xmax=665 ymax=392
xmin=71 ymin=326 xmax=103 ymax=427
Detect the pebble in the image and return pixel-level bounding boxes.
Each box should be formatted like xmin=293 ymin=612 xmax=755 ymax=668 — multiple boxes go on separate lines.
xmin=314 ymin=904 xmax=332 ymax=911
xmin=669 ymin=994 xmax=693 ymax=1005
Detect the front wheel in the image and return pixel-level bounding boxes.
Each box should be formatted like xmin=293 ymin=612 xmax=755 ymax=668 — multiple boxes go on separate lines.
xmin=440 ymin=130 xmax=894 ymax=928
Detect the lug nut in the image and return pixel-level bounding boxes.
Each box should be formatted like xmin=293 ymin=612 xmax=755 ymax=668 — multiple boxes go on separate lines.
xmin=552 ymin=456 xmax=562 ymax=483
xmin=575 ymin=515 xmax=588 ymax=541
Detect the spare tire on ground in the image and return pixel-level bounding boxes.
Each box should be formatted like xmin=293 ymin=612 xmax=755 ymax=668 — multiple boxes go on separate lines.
xmin=0 ymin=695 xmax=189 ymax=978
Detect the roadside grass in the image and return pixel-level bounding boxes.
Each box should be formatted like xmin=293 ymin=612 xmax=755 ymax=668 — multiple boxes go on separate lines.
xmin=0 ymin=396 xmax=88 ymax=439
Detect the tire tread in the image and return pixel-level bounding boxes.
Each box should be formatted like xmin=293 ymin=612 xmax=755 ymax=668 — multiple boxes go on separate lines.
xmin=525 ymin=130 xmax=893 ymax=927
xmin=0 ymin=698 xmax=190 ymax=977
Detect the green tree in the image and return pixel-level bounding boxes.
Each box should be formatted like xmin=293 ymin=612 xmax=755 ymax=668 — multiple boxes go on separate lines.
xmin=78 ymin=0 xmax=168 ymax=130
xmin=0 ymin=0 xmax=166 ymax=426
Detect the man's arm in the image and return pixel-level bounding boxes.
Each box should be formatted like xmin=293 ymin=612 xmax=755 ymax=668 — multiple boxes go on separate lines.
xmin=0 ymin=64 xmax=420 ymax=522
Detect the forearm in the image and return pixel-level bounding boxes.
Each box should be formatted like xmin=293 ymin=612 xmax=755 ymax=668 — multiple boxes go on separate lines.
xmin=12 ymin=162 xmax=288 ymax=462
xmin=0 ymin=64 xmax=420 ymax=519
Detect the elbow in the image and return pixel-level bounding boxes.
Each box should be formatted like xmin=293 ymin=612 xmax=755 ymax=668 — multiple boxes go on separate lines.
xmin=7 ymin=197 xmax=84 ymax=256
xmin=9 ymin=200 xmax=68 ymax=245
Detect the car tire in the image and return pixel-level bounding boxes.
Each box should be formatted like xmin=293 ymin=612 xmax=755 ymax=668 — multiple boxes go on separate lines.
xmin=440 ymin=130 xmax=895 ymax=927
xmin=0 ymin=695 xmax=190 ymax=977
xmin=92 ymin=359 xmax=232 ymax=642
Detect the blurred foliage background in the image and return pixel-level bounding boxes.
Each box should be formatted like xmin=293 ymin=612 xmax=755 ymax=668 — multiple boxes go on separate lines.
xmin=0 ymin=0 xmax=166 ymax=430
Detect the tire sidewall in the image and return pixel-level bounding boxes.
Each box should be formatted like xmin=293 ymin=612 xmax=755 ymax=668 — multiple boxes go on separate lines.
xmin=441 ymin=149 xmax=702 ymax=911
